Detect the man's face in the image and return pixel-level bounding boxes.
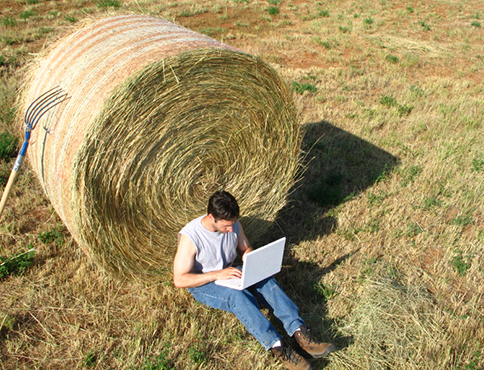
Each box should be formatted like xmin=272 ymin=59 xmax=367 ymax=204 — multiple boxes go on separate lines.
xmin=212 ymin=217 xmax=237 ymax=234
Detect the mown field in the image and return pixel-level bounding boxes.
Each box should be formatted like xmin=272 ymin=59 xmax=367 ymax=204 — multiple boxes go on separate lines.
xmin=1 ymin=0 xmax=483 ymax=369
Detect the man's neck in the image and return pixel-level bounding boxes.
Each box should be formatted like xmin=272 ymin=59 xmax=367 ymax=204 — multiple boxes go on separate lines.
xmin=201 ymin=215 xmax=216 ymax=232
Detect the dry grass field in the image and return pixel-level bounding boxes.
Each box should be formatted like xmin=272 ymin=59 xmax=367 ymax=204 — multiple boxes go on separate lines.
xmin=1 ymin=0 xmax=483 ymax=369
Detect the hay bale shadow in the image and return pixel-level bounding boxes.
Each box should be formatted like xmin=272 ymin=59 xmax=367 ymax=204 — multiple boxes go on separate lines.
xmin=257 ymin=119 xmax=399 ymax=245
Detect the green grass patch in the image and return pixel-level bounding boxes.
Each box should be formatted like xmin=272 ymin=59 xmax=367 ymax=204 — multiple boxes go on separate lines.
xmin=292 ymin=81 xmax=317 ymax=94
xmin=83 ymin=350 xmax=97 ymax=367
xmin=313 ymin=36 xmax=338 ymax=49
xmin=38 ymin=27 xmax=54 ymax=34
xmin=38 ymin=228 xmax=64 ymax=246
xmin=2 ymin=35 xmax=25 ymax=45
xmin=97 ymin=0 xmax=121 ymax=9
xmin=419 ymin=20 xmax=431 ymax=31
xmin=368 ymin=217 xmax=381 ymax=233
xmin=471 ymin=21 xmax=481 ymax=28
xmin=313 ymin=283 xmax=338 ymax=300
xmin=1 ymin=104 xmax=16 ymax=125
xmin=398 ymin=104 xmax=413 ymax=116
xmin=313 ymin=37 xmax=335 ymax=49
xmin=451 ymin=252 xmax=471 ymax=276
xmin=423 ymin=194 xmax=442 ymax=210
xmin=0 ymin=312 xmax=17 ymax=331
xmin=367 ymin=191 xmax=387 ymax=205
xmin=457 ymin=351 xmax=482 ymax=370
xmin=0 ymin=248 xmax=35 ymax=279
xmin=19 ymin=10 xmax=36 ymax=20
xmin=359 ymin=256 xmax=378 ymax=280
xmin=410 ymin=85 xmax=425 ymax=96
xmin=1 ymin=16 xmax=17 ymax=27
xmin=380 ymin=94 xmax=413 ymax=116
xmin=0 ymin=131 xmax=19 ymax=160
xmin=179 ymin=7 xmax=208 ymax=17
xmin=400 ymin=165 xmax=422 ymax=187
xmin=380 ymin=94 xmax=398 ymax=107
xmin=450 ymin=213 xmax=473 ymax=227
xmin=266 ymin=6 xmax=280 ymax=16
xmin=189 ymin=346 xmax=206 ymax=364
xmin=338 ymin=25 xmax=351 ymax=33
xmin=471 ymin=152 xmax=484 ymax=172
xmin=406 ymin=221 xmax=423 ymax=237
xmin=65 ymin=15 xmax=77 ymax=23
xmin=140 ymin=345 xmax=174 ymax=370
xmin=199 ymin=27 xmax=223 ymax=37
xmin=386 ymin=54 xmax=399 ymax=63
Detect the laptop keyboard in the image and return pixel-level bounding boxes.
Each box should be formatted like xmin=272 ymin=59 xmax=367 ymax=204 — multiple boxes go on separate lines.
xmin=221 ymin=278 xmax=241 ymax=288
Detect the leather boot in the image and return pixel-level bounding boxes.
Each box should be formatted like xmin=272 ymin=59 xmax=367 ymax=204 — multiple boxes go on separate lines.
xmin=272 ymin=342 xmax=313 ymax=370
xmin=294 ymin=326 xmax=336 ymax=358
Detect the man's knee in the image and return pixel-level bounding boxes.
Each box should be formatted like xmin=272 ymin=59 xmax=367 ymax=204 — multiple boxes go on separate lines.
xmin=223 ymin=289 xmax=259 ymax=312
xmin=257 ymin=276 xmax=280 ymax=290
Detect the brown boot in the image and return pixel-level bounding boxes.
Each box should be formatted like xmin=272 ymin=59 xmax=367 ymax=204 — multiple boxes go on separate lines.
xmin=294 ymin=326 xmax=336 ymax=358
xmin=272 ymin=342 xmax=313 ymax=370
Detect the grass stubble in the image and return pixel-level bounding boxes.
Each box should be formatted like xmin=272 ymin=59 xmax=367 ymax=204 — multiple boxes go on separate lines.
xmin=1 ymin=0 xmax=483 ymax=369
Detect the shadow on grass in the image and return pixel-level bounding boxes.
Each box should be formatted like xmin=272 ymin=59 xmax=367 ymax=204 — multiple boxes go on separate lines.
xmin=277 ymin=254 xmax=357 ymax=357
xmin=258 ymin=119 xmax=399 ymax=246
xmin=242 ymin=120 xmax=398 ymax=358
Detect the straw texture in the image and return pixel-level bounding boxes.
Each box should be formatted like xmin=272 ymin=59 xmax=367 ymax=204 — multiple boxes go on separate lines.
xmin=22 ymin=15 xmax=300 ymax=280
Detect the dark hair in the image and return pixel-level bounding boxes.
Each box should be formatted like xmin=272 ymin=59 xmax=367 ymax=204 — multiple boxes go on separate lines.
xmin=207 ymin=190 xmax=240 ymax=221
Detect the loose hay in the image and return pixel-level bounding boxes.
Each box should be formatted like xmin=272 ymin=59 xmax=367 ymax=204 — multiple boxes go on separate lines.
xmin=21 ymin=15 xmax=300 ymax=280
xmin=332 ymin=273 xmax=452 ymax=370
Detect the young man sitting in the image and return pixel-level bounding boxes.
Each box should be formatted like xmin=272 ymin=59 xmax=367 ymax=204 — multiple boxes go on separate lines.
xmin=173 ymin=190 xmax=336 ymax=370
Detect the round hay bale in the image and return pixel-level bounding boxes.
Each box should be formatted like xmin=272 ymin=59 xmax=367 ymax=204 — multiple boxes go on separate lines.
xmin=22 ymin=15 xmax=300 ymax=280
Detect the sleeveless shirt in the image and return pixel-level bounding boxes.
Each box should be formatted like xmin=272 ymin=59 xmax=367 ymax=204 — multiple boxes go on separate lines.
xmin=179 ymin=215 xmax=240 ymax=273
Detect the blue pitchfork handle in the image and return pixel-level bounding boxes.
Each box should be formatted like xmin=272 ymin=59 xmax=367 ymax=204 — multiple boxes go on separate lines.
xmin=0 ymin=86 xmax=68 ymax=219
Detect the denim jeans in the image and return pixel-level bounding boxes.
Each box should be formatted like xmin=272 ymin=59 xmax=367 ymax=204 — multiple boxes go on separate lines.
xmin=188 ymin=276 xmax=305 ymax=350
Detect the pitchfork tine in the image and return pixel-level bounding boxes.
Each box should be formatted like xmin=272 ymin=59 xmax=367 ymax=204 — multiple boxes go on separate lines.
xmin=28 ymin=92 xmax=68 ymax=130
xmin=24 ymin=86 xmax=67 ymax=130
xmin=24 ymin=86 xmax=61 ymax=123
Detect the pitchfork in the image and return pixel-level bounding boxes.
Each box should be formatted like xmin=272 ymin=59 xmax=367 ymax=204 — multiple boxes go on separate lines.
xmin=0 ymin=86 xmax=68 ymax=219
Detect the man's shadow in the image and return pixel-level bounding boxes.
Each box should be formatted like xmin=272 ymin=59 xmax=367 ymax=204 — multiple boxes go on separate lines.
xmin=242 ymin=120 xmax=399 ymax=362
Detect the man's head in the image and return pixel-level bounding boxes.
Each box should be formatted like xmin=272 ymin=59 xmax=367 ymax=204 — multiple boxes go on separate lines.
xmin=206 ymin=191 xmax=240 ymax=233
xmin=207 ymin=190 xmax=240 ymax=222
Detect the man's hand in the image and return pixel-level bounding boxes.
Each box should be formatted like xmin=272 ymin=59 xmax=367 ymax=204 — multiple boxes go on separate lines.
xmin=216 ymin=266 xmax=242 ymax=280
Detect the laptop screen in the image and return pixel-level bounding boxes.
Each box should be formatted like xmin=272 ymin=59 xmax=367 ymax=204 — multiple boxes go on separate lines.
xmin=241 ymin=237 xmax=286 ymax=288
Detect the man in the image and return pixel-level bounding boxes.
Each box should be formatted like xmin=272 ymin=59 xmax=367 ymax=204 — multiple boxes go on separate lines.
xmin=173 ymin=190 xmax=336 ymax=370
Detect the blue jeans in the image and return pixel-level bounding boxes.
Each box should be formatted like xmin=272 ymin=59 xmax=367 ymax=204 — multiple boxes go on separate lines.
xmin=188 ymin=276 xmax=305 ymax=350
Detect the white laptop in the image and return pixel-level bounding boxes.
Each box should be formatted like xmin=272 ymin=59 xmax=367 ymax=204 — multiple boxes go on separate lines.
xmin=215 ymin=237 xmax=286 ymax=290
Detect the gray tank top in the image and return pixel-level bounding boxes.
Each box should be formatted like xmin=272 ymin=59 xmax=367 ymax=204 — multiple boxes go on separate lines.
xmin=179 ymin=215 xmax=241 ymax=273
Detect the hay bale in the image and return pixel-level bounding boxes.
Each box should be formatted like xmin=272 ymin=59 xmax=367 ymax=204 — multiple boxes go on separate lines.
xmin=22 ymin=15 xmax=300 ymax=280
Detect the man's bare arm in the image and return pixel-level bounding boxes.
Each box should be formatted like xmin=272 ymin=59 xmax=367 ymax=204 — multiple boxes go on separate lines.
xmin=237 ymin=223 xmax=253 ymax=261
xmin=173 ymin=234 xmax=242 ymax=288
